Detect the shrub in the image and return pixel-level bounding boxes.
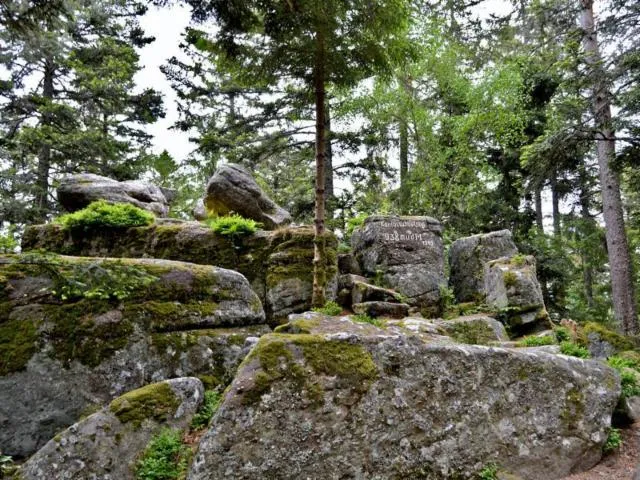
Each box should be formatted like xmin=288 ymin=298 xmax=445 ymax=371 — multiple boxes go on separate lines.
xmin=607 ymin=356 xmax=640 ymax=398
xmin=312 ymin=301 xmax=343 ymax=316
xmin=56 ymin=201 xmax=155 ymax=230
xmin=559 ymin=341 xmax=590 ymax=359
xmin=205 ymin=214 xmax=261 ymax=239
xmin=345 ymin=213 xmax=367 ymax=238
xmin=135 ymin=429 xmax=190 ymax=480
xmin=603 ymin=428 xmax=622 ymax=453
xmin=553 ymin=326 xmax=571 ymax=342
xmin=190 ymin=390 xmax=222 ymax=430
xmin=517 ymin=335 xmax=556 ymax=347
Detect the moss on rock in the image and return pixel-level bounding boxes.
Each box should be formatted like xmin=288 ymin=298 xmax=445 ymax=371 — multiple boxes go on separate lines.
xmin=583 ymin=322 xmax=636 ymax=352
xmin=0 ymin=316 xmax=38 ymax=375
xmin=443 ymin=320 xmax=498 ymax=346
xmin=109 ymin=382 xmax=180 ymax=428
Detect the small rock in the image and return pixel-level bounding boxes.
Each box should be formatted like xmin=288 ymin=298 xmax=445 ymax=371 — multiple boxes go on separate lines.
xmin=352 ymin=301 xmax=409 ymax=318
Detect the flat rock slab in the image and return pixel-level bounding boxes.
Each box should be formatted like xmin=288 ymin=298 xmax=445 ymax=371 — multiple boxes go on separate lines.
xmin=188 ymin=320 xmax=620 ymax=480
xmin=435 ymin=315 xmax=509 ymax=345
xmin=205 ymin=163 xmax=292 ymax=230
xmin=57 ymin=173 xmax=171 ymax=216
xmin=19 ymin=378 xmax=203 ymax=480
xmin=352 ymin=215 xmax=445 ymax=313
xmin=449 ymin=230 xmax=518 ymax=303
xmin=352 ymin=301 xmax=410 ymax=318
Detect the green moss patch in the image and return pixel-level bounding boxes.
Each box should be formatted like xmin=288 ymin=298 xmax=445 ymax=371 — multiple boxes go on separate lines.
xmin=0 ymin=316 xmax=38 ymax=375
xmin=125 ymin=301 xmax=219 ymax=332
xmin=110 ymin=382 xmax=180 ymax=429
xmin=583 ymin=322 xmax=636 ymax=352
xmin=443 ymin=320 xmax=498 ymax=346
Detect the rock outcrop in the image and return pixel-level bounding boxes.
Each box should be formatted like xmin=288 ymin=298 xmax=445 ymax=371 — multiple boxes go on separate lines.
xmin=188 ymin=315 xmax=620 ymax=480
xmin=352 ymin=215 xmax=445 ymax=315
xmin=0 ymin=254 xmax=267 ymax=457
xmin=449 ymin=230 xmax=518 ymax=303
xmin=485 ymin=255 xmax=550 ymax=334
xmin=204 ymin=164 xmax=292 ymax=229
xmin=57 ymin=173 xmax=172 ymax=217
xmin=18 ymin=378 xmax=203 ymax=480
xmin=21 ymin=223 xmax=338 ymax=325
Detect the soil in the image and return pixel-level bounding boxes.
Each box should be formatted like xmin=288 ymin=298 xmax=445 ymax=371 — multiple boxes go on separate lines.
xmin=562 ymin=423 xmax=640 ymax=480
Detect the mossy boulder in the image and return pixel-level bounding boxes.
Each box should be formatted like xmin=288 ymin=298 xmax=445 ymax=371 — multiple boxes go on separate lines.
xmin=189 ymin=318 xmax=620 ymax=480
xmin=18 ymin=378 xmax=203 ymax=480
xmin=437 ymin=315 xmax=509 ymax=345
xmin=582 ymin=322 xmax=638 ymax=358
xmin=22 ymin=222 xmax=339 ymax=324
xmin=0 ymin=254 xmax=268 ymax=458
xmin=449 ymin=230 xmax=518 ymax=303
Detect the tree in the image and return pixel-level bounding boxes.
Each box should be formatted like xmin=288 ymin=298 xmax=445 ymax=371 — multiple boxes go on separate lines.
xmin=176 ymin=0 xmax=412 ymax=305
xmin=0 ymin=0 xmax=163 ymax=224
xmin=579 ymin=0 xmax=638 ymax=334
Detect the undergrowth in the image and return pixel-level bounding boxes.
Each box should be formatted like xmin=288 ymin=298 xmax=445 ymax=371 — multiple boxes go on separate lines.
xmin=56 ymin=200 xmax=155 ymax=230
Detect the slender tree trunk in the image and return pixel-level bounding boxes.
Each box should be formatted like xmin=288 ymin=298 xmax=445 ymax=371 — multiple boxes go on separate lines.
xmin=399 ymin=118 xmax=409 ymax=214
xmin=312 ymin=25 xmax=327 ymax=307
xmin=580 ymin=0 xmax=638 ymax=334
xmin=34 ymin=57 xmax=55 ymax=222
xmin=324 ymin=100 xmax=334 ymax=220
xmin=550 ymin=172 xmax=561 ymax=237
xmin=535 ymin=182 xmax=544 ymax=232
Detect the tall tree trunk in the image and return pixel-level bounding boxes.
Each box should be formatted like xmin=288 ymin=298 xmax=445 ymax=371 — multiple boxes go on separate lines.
xmin=34 ymin=57 xmax=55 ymax=222
xmin=324 ymin=100 xmax=334 ymax=220
xmin=550 ymin=172 xmax=561 ymax=237
xmin=580 ymin=0 xmax=638 ymax=334
xmin=534 ymin=181 xmax=544 ymax=233
xmin=312 ymin=25 xmax=327 ymax=307
xmin=399 ymin=118 xmax=409 ymax=214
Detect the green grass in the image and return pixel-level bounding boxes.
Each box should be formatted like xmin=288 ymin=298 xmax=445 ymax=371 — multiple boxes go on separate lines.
xmin=516 ymin=335 xmax=556 ymax=347
xmin=352 ymin=313 xmax=383 ymax=327
xmin=607 ymin=356 xmax=640 ymax=398
xmin=559 ymin=341 xmax=591 ymax=359
xmin=553 ymin=326 xmax=571 ymax=342
xmin=312 ymin=301 xmax=343 ymax=316
xmin=134 ymin=429 xmax=190 ymax=480
xmin=603 ymin=428 xmax=622 ymax=453
xmin=478 ymin=463 xmax=498 ymax=480
xmin=205 ymin=214 xmax=261 ymax=238
xmin=56 ymin=200 xmax=155 ymax=230
xmin=190 ymin=390 xmax=222 ymax=430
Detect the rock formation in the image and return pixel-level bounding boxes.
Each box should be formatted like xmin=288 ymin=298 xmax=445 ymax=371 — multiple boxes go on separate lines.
xmin=204 ymin=163 xmax=292 ymax=229
xmin=449 ymin=229 xmax=519 ymax=303
xmin=19 ymin=378 xmax=203 ymax=479
xmin=57 ymin=173 xmax=172 ymax=216
xmin=352 ymin=215 xmax=445 ymax=315
xmin=189 ymin=315 xmax=620 ymax=480
xmin=0 ymin=254 xmax=266 ymax=457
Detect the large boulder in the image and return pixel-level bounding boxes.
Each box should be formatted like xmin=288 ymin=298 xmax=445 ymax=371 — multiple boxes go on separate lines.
xmin=204 ymin=163 xmax=292 ymax=230
xmin=0 ymin=254 xmax=267 ymax=457
xmin=57 ymin=173 xmax=171 ymax=216
xmin=18 ymin=378 xmax=203 ymax=480
xmin=449 ymin=230 xmax=518 ymax=303
xmin=188 ymin=317 xmax=620 ymax=480
xmin=485 ymin=255 xmax=550 ymax=334
xmin=352 ymin=215 xmax=445 ymax=315
xmin=22 ymin=223 xmax=338 ymax=325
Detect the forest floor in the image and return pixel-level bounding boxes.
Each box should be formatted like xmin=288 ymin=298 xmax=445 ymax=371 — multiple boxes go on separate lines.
xmin=562 ymin=423 xmax=639 ymax=480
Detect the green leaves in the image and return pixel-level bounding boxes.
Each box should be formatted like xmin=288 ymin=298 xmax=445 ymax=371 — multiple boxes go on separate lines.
xmin=55 ymin=201 xmax=155 ymax=231
xmin=205 ymin=214 xmax=261 ymax=239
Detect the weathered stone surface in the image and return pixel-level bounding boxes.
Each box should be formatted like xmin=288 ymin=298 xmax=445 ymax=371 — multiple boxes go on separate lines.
xmin=22 ymin=223 xmax=338 ymax=325
xmin=57 ymin=173 xmax=171 ymax=216
xmin=485 ymin=255 xmax=550 ymax=334
xmin=352 ymin=301 xmax=409 ymax=318
xmin=205 ymin=163 xmax=292 ymax=229
xmin=193 ymin=201 xmax=208 ymax=220
xmin=352 ymin=215 xmax=445 ymax=313
xmin=449 ymin=230 xmax=519 ymax=303
xmin=0 ymin=254 xmax=267 ymax=457
xmin=351 ymin=280 xmax=403 ymax=305
xmin=19 ymin=378 xmax=203 ymax=480
xmin=338 ymin=252 xmax=361 ymax=275
xmin=188 ymin=319 xmax=620 ymax=480
xmin=436 ymin=315 xmax=509 ymax=345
